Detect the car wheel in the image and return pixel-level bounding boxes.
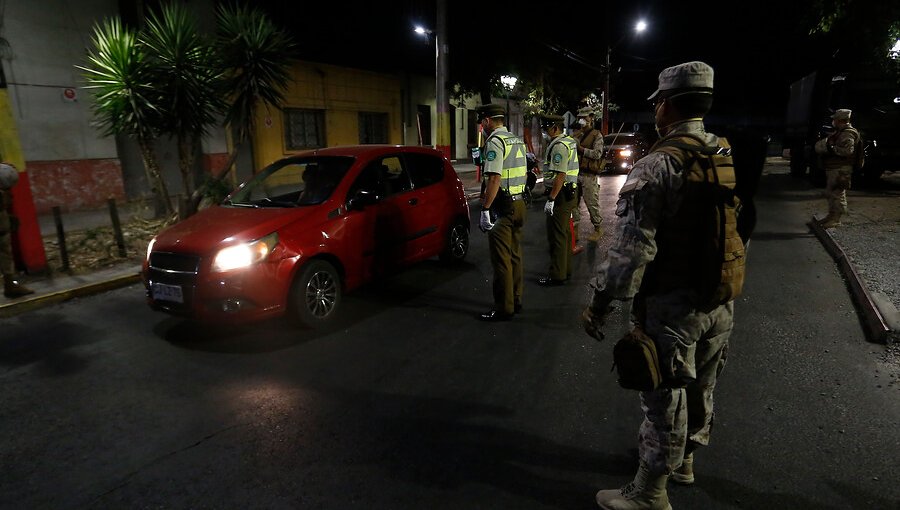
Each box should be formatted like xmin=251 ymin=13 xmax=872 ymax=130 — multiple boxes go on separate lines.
xmin=290 ymin=260 xmax=342 ymax=328
xmin=440 ymin=220 xmax=469 ymax=263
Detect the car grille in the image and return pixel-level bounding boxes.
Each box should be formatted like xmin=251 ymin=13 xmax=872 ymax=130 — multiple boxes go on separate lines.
xmin=147 ymin=252 xmax=201 ymax=313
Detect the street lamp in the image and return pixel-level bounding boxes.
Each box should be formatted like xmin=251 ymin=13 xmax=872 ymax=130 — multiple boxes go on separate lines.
xmin=500 ymin=74 xmax=517 ymax=124
xmin=603 ymin=20 xmax=647 ymax=134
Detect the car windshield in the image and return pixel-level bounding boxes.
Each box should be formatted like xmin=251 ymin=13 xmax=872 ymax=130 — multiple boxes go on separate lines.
xmin=604 ymin=134 xmax=640 ymax=146
xmin=226 ymin=156 xmax=354 ymax=208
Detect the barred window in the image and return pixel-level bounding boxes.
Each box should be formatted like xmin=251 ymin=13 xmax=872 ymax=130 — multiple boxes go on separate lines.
xmin=285 ymin=108 xmax=325 ymax=150
xmin=359 ymin=112 xmax=388 ymax=144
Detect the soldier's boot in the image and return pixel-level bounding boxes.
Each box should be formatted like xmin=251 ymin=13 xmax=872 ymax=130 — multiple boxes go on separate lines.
xmin=819 ymin=213 xmax=842 ymax=229
xmin=3 ymin=274 xmax=34 ymax=298
xmin=587 ymin=225 xmax=604 ymax=242
xmin=595 ymin=463 xmax=672 ymax=510
xmin=671 ymin=453 xmax=694 ymax=485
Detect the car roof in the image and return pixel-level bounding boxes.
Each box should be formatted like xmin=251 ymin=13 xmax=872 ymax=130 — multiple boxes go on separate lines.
xmin=288 ymin=145 xmax=446 ymax=159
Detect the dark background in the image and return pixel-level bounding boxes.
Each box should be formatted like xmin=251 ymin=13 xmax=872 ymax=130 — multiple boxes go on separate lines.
xmin=255 ymin=1 xmax=898 ymax=120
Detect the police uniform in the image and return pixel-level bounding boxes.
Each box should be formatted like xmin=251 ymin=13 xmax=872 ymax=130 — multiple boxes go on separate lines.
xmin=814 ymin=109 xmax=859 ymax=228
xmin=572 ymin=107 xmax=605 ymax=241
xmin=539 ymin=114 xmax=579 ymax=285
xmin=0 ymin=163 xmax=34 ymax=298
xmin=477 ymin=104 xmax=527 ymax=321
xmin=584 ymin=62 xmax=744 ymax=509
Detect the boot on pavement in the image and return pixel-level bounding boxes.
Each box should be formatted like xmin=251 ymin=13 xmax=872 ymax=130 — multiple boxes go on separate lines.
xmin=3 ymin=274 xmax=34 ymax=298
xmin=588 ymin=225 xmax=604 ymax=242
xmin=595 ymin=463 xmax=672 ymax=510
xmin=819 ymin=214 xmax=842 ymax=229
xmin=671 ymin=453 xmax=694 ymax=485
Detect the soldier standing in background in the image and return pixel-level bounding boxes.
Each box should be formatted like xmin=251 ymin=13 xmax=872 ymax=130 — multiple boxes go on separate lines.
xmin=814 ymin=109 xmax=859 ymax=228
xmin=476 ymin=104 xmax=528 ymax=321
xmin=582 ymin=61 xmax=745 ymax=510
xmin=0 ymin=162 xmax=34 ymax=299
xmin=538 ymin=114 xmax=579 ymax=286
xmin=572 ymin=107 xmax=605 ymax=242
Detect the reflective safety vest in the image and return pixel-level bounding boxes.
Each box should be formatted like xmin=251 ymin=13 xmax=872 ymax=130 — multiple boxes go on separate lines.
xmin=546 ymin=136 xmax=580 ymax=184
xmin=644 ymin=133 xmax=745 ymax=308
xmin=484 ymin=130 xmax=528 ymax=194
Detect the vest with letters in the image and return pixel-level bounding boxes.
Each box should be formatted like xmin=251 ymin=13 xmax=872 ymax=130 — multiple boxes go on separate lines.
xmin=642 ymin=133 xmax=745 ymax=308
xmin=545 ymin=136 xmax=580 ymax=184
xmin=484 ymin=130 xmax=528 ymax=195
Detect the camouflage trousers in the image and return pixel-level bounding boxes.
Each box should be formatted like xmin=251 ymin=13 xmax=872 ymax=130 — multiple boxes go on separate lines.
xmin=637 ymin=291 xmax=734 ymax=475
xmin=0 ymin=230 xmax=13 ymax=275
xmin=573 ymin=173 xmax=602 ymax=231
xmin=825 ymin=168 xmax=851 ymax=217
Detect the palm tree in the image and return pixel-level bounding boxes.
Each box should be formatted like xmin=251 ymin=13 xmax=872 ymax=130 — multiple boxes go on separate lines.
xmin=78 ymin=18 xmax=174 ymax=217
xmin=141 ymin=3 xmax=224 ymax=202
xmin=188 ymin=4 xmax=295 ymax=211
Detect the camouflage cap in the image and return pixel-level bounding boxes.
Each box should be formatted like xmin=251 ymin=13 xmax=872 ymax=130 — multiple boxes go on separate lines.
xmin=475 ymin=103 xmax=505 ymax=120
xmin=577 ymin=107 xmax=595 ymax=117
xmin=647 ymin=61 xmax=714 ymax=101
xmin=831 ymin=109 xmax=852 ymax=121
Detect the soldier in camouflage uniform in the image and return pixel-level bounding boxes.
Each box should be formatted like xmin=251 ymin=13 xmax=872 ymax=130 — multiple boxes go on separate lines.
xmin=0 ymin=162 xmax=34 ymax=299
xmin=814 ymin=109 xmax=859 ymax=228
xmin=581 ymin=62 xmax=745 ymax=510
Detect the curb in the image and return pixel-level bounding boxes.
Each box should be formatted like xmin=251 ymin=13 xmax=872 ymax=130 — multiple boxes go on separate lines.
xmin=808 ymin=215 xmax=891 ymax=343
xmin=0 ymin=273 xmax=142 ymax=319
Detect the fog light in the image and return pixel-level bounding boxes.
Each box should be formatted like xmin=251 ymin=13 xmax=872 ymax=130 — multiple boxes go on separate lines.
xmin=222 ymin=298 xmax=244 ymax=313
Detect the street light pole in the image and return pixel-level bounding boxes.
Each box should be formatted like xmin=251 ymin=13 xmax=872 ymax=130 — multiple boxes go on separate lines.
xmin=603 ymin=45 xmax=611 ymax=135
xmin=434 ymin=0 xmax=451 ymax=160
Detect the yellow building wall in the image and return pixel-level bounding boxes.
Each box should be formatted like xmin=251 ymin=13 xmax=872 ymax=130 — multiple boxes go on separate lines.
xmin=252 ymin=61 xmax=403 ymax=171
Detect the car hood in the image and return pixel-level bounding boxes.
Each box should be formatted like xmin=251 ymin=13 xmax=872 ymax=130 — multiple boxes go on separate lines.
xmin=153 ymin=205 xmax=318 ymax=254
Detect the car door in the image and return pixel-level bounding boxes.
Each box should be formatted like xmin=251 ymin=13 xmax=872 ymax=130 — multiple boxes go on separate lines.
xmin=402 ymin=151 xmax=447 ymax=260
xmin=374 ymin=155 xmax=420 ymax=266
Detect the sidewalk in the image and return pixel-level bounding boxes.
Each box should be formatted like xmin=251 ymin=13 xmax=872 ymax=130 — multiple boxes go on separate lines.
xmin=4 ymin=160 xmax=896 ymax=345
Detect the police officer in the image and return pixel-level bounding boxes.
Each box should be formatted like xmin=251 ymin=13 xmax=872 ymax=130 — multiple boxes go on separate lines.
xmin=572 ymin=107 xmax=605 ymax=242
xmin=582 ymin=62 xmax=745 ymax=510
xmin=476 ymin=103 xmax=527 ymax=321
xmin=0 ymin=162 xmax=34 ymax=298
xmin=814 ymin=109 xmax=859 ymax=228
xmin=538 ymin=114 xmax=579 ymax=286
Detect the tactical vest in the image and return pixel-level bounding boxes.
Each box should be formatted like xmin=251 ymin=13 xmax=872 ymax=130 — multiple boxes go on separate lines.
xmin=643 ymin=133 xmax=745 ymax=308
xmin=823 ymin=127 xmax=860 ymax=170
xmin=546 ymin=136 xmax=580 ymax=184
xmin=577 ymin=128 xmax=604 ymax=174
xmin=484 ymin=130 xmax=528 ymax=194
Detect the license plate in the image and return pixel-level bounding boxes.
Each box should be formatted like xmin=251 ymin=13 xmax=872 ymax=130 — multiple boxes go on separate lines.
xmin=152 ymin=282 xmax=183 ymax=303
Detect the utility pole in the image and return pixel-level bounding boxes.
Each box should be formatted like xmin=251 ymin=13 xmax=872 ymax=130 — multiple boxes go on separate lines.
xmin=435 ymin=0 xmax=451 ymax=159
xmin=602 ymin=45 xmax=610 ymax=135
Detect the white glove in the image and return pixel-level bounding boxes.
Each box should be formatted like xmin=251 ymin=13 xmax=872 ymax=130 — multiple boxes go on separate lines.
xmin=479 ymin=209 xmax=495 ymax=232
xmin=544 ymin=199 xmax=555 ymax=216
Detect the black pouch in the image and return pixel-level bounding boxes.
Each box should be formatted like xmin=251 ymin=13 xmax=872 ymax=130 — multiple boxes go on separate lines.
xmin=612 ymin=327 xmax=663 ymax=391
xmin=563 ymin=183 xmax=577 ymax=201
xmin=491 ymin=190 xmax=514 ymax=216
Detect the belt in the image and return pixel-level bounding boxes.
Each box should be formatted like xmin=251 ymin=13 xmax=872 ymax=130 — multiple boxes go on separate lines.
xmin=510 ymin=193 xmax=525 ymax=201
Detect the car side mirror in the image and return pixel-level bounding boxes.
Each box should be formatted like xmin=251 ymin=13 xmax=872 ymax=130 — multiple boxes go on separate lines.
xmin=347 ymin=189 xmax=378 ymax=211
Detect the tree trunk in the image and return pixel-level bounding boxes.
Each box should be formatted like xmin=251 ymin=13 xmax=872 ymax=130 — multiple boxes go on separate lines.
xmin=177 ymin=133 xmax=196 ymax=199
xmin=186 ymin=139 xmax=244 ymax=215
xmin=138 ymin=136 xmax=174 ymax=218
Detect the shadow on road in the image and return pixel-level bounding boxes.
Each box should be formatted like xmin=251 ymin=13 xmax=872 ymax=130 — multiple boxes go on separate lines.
xmin=0 ymin=312 xmax=101 ymax=376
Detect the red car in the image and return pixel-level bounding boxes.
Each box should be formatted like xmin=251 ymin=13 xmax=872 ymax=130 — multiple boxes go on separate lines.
xmin=143 ymin=145 xmax=470 ymax=327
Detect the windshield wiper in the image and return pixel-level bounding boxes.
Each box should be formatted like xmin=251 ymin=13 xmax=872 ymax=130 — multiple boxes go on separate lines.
xmin=224 ymin=199 xmax=258 ymax=208
xmin=255 ymin=197 xmax=296 ymax=208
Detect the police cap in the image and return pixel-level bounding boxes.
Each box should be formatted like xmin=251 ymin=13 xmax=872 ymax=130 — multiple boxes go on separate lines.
xmin=475 ymin=103 xmax=505 ymax=120
xmin=647 ymin=61 xmax=714 ymax=101
xmin=539 ymin=113 xmax=565 ymax=129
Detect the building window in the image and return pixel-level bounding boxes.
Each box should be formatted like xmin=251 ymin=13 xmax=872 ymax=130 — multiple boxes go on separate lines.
xmin=285 ymin=108 xmax=325 ymax=150
xmin=359 ymin=112 xmax=388 ymax=144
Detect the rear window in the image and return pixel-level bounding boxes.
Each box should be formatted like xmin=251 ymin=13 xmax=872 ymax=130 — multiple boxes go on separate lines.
xmin=404 ymin=153 xmax=445 ymax=188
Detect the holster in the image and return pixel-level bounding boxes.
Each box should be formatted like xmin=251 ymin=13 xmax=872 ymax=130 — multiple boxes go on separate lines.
xmin=563 ymin=182 xmax=577 ymax=201
xmin=491 ymin=189 xmax=514 ymax=217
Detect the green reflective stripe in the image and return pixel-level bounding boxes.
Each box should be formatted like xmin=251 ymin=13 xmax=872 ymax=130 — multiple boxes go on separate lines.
xmin=492 ymin=131 xmax=527 ymax=195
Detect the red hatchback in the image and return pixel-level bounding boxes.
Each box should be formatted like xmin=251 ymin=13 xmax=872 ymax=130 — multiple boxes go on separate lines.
xmin=143 ymin=145 xmax=470 ymax=327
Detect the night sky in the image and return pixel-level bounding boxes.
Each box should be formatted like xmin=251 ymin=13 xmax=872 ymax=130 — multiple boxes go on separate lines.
xmin=256 ymin=1 xmax=884 ymax=120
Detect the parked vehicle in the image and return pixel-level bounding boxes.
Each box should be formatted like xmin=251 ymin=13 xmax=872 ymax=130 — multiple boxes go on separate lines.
xmin=785 ymin=70 xmax=899 ymax=185
xmin=602 ymin=132 xmax=649 ymax=174
xmin=143 ymin=145 xmax=470 ymax=328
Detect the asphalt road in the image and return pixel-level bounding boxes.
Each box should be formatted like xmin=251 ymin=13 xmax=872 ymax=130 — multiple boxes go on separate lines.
xmin=1 ymin=168 xmax=898 ymax=509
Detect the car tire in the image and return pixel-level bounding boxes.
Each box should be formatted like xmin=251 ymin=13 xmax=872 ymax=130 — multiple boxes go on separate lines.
xmin=439 ymin=220 xmax=469 ymax=263
xmin=290 ymin=260 xmax=342 ymax=328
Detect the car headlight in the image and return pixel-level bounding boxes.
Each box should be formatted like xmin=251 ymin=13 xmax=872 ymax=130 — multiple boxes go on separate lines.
xmin=619 ymin=149 xmax=633 ymax=158
xmin=212 ymin=232 xmax=279 ymax=272
xmin=146 ymin=237 xmax=156 ymax=262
